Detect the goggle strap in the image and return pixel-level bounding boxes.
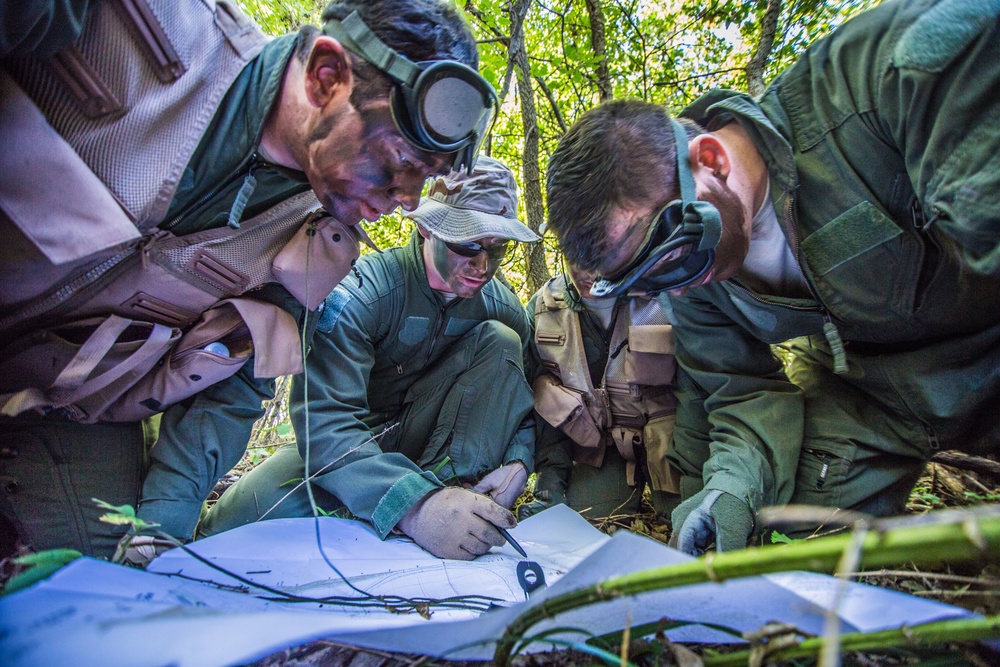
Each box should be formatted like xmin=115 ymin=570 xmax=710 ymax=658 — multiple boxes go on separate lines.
xmin=325 ymin=11 xmax=421 ymax=86
xmin=689 ymin=201 xmax=722 ymax=252
xmin=670 ymin=118 xmax=697 ymax=204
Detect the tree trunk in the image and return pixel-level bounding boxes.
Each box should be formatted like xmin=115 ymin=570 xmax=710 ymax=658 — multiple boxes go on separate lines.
xmin=585 ymin=0 xmax=612 ymax=102
xmin=745 ymin=0 xmax=782 ymax=96
xmin=509 ymin=0 xmax=550 ymax=295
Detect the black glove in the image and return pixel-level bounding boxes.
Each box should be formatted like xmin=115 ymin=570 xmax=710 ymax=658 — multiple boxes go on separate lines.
xmin=669 ymin=489 xmax=754 ymax=556
xmin=517 ymin=487 xmax=567 ymax=520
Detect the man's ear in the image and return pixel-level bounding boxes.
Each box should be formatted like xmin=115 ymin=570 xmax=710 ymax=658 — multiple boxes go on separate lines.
xmin=416 ymin=224 xmax=432 ymax=240
xmin=304 ymin=36 xmax=353 ymax=109
xmin=688 ymin=134 xmax=730 ymax=181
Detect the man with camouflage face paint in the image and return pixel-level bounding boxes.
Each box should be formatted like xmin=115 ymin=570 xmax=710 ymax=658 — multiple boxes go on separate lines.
xmin=201 ymin=157 xmax=541 ymax=560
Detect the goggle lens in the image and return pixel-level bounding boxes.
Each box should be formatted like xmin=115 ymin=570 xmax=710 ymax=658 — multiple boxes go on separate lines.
xmin=445 ymin=240 xmax=510 ymax=261
xmin=420 ymin=76 xmax=490 ymax=143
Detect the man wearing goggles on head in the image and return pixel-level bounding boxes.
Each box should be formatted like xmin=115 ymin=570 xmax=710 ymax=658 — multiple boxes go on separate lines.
xmin=546 ymin=0 xmax=1000 ymax=557
xmin=322 ymin=10 xmax=498 ymax=176
xmin=200 ymin=157 xmax=543 ymax=561
xmin=0 ymin=0 xmax=498 ymax=566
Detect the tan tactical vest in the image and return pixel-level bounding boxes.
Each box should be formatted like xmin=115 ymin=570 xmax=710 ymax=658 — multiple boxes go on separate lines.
xmin=0 ymin=1 xmax=364 ymax=423
xmin=533 ymin=276 xmax=680 ymax=492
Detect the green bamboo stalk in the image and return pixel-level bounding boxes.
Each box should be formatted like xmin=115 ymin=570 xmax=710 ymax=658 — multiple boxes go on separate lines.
xmin=701 ymin=614 xmax=1000 ymax=666
xmin=492 ymin=509 xmax=1000 ymax=664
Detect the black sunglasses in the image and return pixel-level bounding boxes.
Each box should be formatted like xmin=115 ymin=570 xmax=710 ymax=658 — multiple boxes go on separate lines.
xmin=444 ymin=239 xmax=511 ymax=261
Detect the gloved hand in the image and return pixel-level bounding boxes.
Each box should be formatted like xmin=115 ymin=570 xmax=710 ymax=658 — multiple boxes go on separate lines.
xmin=516 ymin=487 xmax=567 ymax=521
xmin=113 ymin=534 xmax=176 ymax=568
xmin=669 ymin=489 xmax=754 ymax=556
xmin=396 ymin=487 xmax=515 ymax=560
xmin=471 ymin=462 xmax=528 ymax=508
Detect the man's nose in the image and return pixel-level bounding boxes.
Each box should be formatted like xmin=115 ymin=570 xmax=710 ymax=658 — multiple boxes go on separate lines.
xmin=389 ymin=176 xmax=424 ymax=211
xmin=468 ymin=251 xmax=489 ymax=272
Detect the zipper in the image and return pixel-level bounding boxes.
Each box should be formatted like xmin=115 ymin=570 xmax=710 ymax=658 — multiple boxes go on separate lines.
xmin=803 ymin=448 xmax=833 ymax=490
xmin=923 ymin=423 xmax=941 ymax=451
xmin=425 ymin=302 xmax=451 ymax=366
xmin=161 ymin=153 xmax=269 ymax=232
xmin=0 ymin=246 xmax=136 ymax=331
xmin=779 ymin=188 xmax=849 ymax=374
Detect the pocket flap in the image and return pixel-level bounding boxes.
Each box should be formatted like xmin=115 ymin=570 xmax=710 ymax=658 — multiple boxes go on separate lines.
xmin=224 ymin=298 xmax=303 ymax=378
xmin=272 ymin=214 xmax=361 ymax=311
xmin=629 ymin=324 xmax=674 ymax=354
xmin=533 ymin=374 xmax=584 ymax=427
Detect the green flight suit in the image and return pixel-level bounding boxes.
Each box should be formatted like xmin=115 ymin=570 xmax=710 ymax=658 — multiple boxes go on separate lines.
xmin=667 ymin=0 xmax=1000 ymax=534
xmin=0 ymin=10 xmax=314 ymax=556
xmin=200 ymin=232 xmax=535 ymax=539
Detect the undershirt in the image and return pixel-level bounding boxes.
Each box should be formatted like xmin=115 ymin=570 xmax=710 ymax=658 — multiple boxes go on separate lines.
xmin=738 ymin=184 xmax=811 ymax=298
xmin=580 ymin=295 xmax=616 ymax=330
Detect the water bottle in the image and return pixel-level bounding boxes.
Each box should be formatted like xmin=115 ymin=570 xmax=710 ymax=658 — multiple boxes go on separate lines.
xmin=203 ymin=342 xmax=230 ymax=357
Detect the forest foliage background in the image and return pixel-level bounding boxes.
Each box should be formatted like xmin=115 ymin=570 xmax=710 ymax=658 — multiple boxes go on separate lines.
xmin=236 ymin=0 xmax=881 ymax=302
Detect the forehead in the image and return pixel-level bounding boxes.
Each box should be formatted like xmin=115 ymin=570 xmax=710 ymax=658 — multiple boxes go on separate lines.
xmin=599 ymin=204 xmax=658 ymax=276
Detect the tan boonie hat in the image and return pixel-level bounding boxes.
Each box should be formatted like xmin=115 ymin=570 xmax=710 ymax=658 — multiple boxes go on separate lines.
xmin=405 ymin=155 xmax=541 ymax=243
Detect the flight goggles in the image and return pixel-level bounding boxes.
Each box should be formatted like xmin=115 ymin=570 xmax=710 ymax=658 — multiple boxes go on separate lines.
xmin=445 ymin=239 xmax=510 ymax=261
xmin=323 ymin=11 xmax=499 ymax=174
xmin=589 ymin=119 xmax=722 ymax=298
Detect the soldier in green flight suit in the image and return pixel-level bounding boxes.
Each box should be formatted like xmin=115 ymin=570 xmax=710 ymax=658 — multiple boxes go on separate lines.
xmin=200 ymin=157 xmax=540 ymax=560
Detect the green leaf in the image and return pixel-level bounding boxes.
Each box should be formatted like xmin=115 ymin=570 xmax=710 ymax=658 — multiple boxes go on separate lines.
xmin=91 ymin=498 xmax=135 ymax=518
xmin=13 ymin=548 xmax=82 ymax=566
xmin=770 ymin=530 xmax=795 ymax=544
xmin=3 ymin=549 xmax=82 ymax=596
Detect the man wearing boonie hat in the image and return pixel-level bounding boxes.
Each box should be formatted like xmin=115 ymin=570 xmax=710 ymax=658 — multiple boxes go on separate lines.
xmin=200 ymin=156 xmax=541 ymax=560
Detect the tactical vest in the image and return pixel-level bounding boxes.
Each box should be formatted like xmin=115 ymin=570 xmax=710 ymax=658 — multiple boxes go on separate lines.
xmin=533 ymin=276 xmax=680 ymax=492
xmin=0 ymin=1 xmax=364 ymax=423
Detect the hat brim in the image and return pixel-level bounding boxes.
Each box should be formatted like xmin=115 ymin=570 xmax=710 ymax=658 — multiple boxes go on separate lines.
xmin=405 ymin=199 xmax=540 ymax=243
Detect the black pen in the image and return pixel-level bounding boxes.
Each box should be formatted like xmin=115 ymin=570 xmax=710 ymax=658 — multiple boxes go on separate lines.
xmin=497 ymin=526 xmax=527 ymax=558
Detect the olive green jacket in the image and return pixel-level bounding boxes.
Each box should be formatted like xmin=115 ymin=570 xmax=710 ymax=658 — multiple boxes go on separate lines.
xmin=290 ymin=232 xmax=534 ymax=538
xmin=669 ymin=0 xmax=1000 ymax=512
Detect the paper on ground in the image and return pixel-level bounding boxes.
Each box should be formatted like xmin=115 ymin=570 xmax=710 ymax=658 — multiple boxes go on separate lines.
xmin=0 ymin=504 xmax=974 ymax=666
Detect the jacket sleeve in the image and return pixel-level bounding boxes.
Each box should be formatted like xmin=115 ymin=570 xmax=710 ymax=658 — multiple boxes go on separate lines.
xmin=2 ymin=0 xmax=95 ymax=59
xmin=137 ymin=362 xmax=274 ymax=539
xmin=668 ymin=291 xmax=803 ymax=512
xmin=874 ymin=0 xmax=1000 ymax=276
xmin=291 ymin=287 xmax=440 ymax=539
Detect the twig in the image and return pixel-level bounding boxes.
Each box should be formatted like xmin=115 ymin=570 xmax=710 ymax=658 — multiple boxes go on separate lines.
xmin=702 ymin=615 xmax=1000 ymax=667
xmin=851 ymin=570 xmax=1000 ymax=586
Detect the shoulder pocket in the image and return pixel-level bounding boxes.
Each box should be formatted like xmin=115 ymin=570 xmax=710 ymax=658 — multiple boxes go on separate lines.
xmin=801 ymin=201 xmax=923 ymax=320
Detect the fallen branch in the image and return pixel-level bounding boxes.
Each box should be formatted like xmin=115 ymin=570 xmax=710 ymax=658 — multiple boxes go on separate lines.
xmin=932 ymin=451 xmax=1000 ymax=481
xmin=701 ymin=614 xmax=1000 ymax=667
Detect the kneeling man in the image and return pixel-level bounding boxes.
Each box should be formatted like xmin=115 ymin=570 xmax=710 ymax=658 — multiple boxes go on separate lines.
xmin=201 ymin=157 xmax=539 ymax=560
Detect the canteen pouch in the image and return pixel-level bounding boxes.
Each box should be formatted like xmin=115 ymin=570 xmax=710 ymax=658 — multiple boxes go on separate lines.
xmin=533 ymin=374 xmax=603 ymax=456
xmin=643 ymin=414 xmax=681 ymax=493
xmin=0 ymin=315 xmax=180 ymax=422
xmin=103 ymin=297 xmax=303 ymax=422
xmin=625 ymin=324 xmax=676 ymax=386
xmin=272 ymin=213 xmax=363 ymax=311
